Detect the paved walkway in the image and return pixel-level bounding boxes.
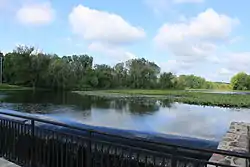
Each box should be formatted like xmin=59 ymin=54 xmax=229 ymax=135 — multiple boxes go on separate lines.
xmin=0 ymin=158 xmax=19 ymax=167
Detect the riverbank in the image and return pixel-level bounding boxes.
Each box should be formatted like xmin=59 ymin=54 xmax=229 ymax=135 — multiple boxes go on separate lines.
xmin=74 ymin=90 xmax=250 ymax=108
xmin=0 ymin=84 xmax=31 ymax=91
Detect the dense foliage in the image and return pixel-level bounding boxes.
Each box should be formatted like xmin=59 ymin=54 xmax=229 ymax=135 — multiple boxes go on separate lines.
xmin=0 ymin=46 xmax=229 ymax=90
xmin=230 ymin=72 xmax=250 ymax=90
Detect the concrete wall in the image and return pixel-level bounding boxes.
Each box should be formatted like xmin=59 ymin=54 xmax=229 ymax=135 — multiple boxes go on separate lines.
xmin=209 ymin=122 xmax=250 ymax=167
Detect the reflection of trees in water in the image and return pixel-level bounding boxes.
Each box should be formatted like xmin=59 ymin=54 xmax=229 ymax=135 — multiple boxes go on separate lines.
xmin=77 ymin=96 xmax=174 ymax=115
xmin=90 ymin=97 xmax=171 ymax=115
xmin=0 ymin=103 xmax=54 ymax=113
xmin=0 ymin=91 xmax=174 ymax=115
xmin=0 ymin=91 xmax=93 ymax=112
xmin=128 ymin=99 xmax=160 ymax=115
xmin=159 ymin=99 xmax=172 ymax=108
xmin=110 ymin=100 xmax=128 ymax=110
xmin=90 ymin=96 xmax=112 ymax=109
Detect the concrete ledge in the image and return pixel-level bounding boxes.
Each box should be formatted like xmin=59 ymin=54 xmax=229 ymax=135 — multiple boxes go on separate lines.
xmin=0 ymin=158 xmax=20 ymax=167
xmin=209 ymin=122 xmax=249 ymax=167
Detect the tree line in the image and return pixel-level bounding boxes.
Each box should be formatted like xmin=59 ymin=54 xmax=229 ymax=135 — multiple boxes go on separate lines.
xmin=0 ymin=46 xmax=230 ymax=91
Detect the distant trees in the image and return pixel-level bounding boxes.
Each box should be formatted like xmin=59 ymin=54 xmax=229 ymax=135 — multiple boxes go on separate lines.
xmin=177 ymin=75 xmax=207 ymax=89
xmin=1 ymin=45 xmax=232 ymax=91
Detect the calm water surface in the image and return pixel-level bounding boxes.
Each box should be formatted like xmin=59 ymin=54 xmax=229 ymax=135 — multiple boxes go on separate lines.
xmin=1 ymin=90 xmax=250 ymax=141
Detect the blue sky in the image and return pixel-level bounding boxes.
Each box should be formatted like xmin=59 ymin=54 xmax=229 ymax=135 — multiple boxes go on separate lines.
xmin=0 ymin=0 xmax=250 ymax=82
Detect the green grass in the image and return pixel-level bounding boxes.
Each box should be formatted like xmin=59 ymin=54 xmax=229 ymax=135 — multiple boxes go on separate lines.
xmin=0 ymin=84 xmax=31 ymax=90
xmin=76 ymin=89 xmax=250 ymax=108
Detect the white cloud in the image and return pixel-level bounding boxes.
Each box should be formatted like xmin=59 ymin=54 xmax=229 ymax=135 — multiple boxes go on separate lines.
xmin=16 ymin=2 xmax=55 ymax=25
xmin=154 ymin=8 xmax=239 ymax=71
xmin=159 ymin=60 xmax=192 ymax=73
xmin=228 ymin=36 xmax=243 ymax=44
xmin=88 ymin=42 xmax=137 ymax=62
xmin=206 ymin=68 xmax=235 ymax=82
xmin=69 ymin=5 xmax=145 ymax=45
xmin=173 ymin=0 xmax=204 ymax=3
xmin=145 ymin=0 xmax=170 ymax=15
xmin=218 ymin=68 xmax=234 ymax=75
xmin=207 ymin=55 xmax=221 ymax=63
xmin=226 ymin=52 xmax=250 ymax=72
xmin=207 ymin=52 xmax=250 ymax=82
xmin=145 ymin=0 xmax=203 ymax=15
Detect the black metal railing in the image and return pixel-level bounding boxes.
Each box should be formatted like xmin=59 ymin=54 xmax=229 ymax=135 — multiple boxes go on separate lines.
xmin=0 ymin=111 xmax=249 ymax=167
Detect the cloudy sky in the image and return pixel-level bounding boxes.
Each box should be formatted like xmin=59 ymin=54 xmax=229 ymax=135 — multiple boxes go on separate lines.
xmin=0 ymin=0 xmax=249 ymax=82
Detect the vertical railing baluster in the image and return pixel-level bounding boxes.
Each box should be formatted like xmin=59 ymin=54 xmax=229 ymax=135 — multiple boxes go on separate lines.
xmin=13 ymin=122 xmax=17 ymax=161
xmin=144 ymin=155 xmax=147 ymax=167
xmin=153 ymin=155 xmax=156 ymax=167
xmin=86 ymin=131 xmax=92 ymax=167
xmin=100 ymin=144 xmax=104 ymax=167
xmin=30 ymin=120 xmax=35 ymax=167
xmin=52 ymin=132 xmax=55 ymax=167
xmin=81 ymin=141 xmax=84 ymax=167
xmin=47 ymin=131 xmax=51 ymax=166
xmin=60 ymin=136 xmax=64 ymax=167
xmin=128 ymin=148 xmax=132 ymax=167
xmin=0 ymin=119 xmax=3 ymax=156
xmin=65 ymin=137 xmax=69 ymax=167
xmin=70 ymin=135 xmax=74 ymax=167
xmin=107 ymin=145 xmax=111 ymax=167
xmin=171 ymin=147 xmax=177 ymax=167
xmin=21 ymin=121 xmax=24 ymax=165
xmin=55 ymin=133 xmax=59 ymax=167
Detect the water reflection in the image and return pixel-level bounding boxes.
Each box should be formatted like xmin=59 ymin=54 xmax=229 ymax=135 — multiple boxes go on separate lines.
xmin=1 ymin=90 xmax=250 ymax=141
xmin=0 ymin=91 xmax=166 ymax=115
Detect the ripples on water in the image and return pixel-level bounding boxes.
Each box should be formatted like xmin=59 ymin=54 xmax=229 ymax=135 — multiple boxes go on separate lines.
xmin=0 ymin=90 xmax=250 ymax=141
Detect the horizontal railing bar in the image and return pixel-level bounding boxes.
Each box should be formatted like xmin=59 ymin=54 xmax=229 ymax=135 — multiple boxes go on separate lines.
xmin=0 ymin=111 xmax=249 ymax=159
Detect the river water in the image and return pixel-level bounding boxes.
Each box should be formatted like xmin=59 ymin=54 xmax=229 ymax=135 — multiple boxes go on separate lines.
xmin=0 ymin=90 xmax=250 ymax=141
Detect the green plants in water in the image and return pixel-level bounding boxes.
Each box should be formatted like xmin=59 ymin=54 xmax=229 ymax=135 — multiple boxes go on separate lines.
xmin=75 ymin=90 xmax=250 ymax=108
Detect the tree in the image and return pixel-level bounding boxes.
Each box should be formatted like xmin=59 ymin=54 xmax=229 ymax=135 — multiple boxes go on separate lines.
xmin=126 ymin=58 xmax=160 ymax=89
xmin=94 ymin=64 xmax=114 ymax=89
xmin=113 ymin=63 xmax=128 ymax=88
xmin=230 ymin=72 xmax=250 ymax=90
xmin=159 ymin=72 xmax=175 ymax=89
xmin=177 ymin=75 xmax=207 ymax=89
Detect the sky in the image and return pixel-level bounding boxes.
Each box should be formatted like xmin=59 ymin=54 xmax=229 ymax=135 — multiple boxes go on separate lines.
xmin=0 ymin=0 xmax=250 ymax=82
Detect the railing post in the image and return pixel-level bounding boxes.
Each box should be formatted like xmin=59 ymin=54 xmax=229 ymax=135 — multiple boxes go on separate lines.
xmin=0 ymin=120 xmax=2 ymax=156
xmin=30 ymin=120 xmax=35 ymax=167
xmin=86 ymin=131 xmax=92 ymax=167
xmin=171 ymin=147 xmax=177 ymax=167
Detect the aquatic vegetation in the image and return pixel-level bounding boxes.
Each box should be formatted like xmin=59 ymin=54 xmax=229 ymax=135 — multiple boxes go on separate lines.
xmin=75 ymin=90 xmax=250 ymax=108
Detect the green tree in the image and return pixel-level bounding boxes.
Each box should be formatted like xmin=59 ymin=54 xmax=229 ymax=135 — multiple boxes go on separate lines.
xmin=94 ymin=64 xmax=114 ymax=89
xmin=113 ymin=62 xmax=128 ymax=88
xmin=159 ymin=72 xmax=175 ymax=89
xmin=177 ymin=75 xmax=207 ymax=89
xmin=126 ymin=58 xmax=160 ymax=89
xmin=230 ymin=72 xmax=250 ymax=90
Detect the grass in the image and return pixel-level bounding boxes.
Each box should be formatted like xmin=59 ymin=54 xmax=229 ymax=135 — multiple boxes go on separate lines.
xmin=0 ymin=84 xmax=31 ymax=91
xmin=75 ymin=89 xmax=250 ymax=108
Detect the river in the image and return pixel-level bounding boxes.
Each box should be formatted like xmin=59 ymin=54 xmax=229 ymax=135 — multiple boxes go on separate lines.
xmin=0 ymin=90 xmax=250 ymax=141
